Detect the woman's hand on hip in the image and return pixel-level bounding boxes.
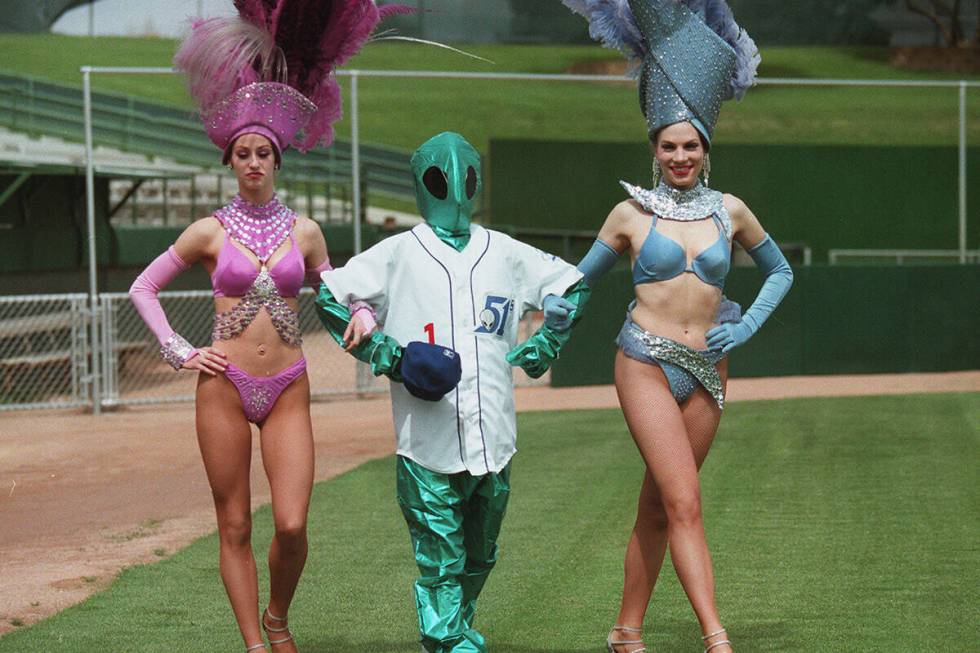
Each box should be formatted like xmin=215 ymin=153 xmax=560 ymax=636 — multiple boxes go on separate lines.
xmin=705 ymin=322 xmax=753 ymax=353
xmin=182 ymin=346 xmax=227 ymax=375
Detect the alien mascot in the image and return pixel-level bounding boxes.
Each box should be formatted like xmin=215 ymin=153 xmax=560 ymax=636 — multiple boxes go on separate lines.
xmin=314 ymin=131 xmax=589 ymax=652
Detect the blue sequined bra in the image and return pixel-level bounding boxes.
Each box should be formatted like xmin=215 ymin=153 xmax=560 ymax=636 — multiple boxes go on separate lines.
xmin=632 ymin=212 xmax=731 ymax=289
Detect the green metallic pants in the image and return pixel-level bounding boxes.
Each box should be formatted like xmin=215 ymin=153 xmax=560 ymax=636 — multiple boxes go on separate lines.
xmin=396 ymin=456 xmax=511 ymax=653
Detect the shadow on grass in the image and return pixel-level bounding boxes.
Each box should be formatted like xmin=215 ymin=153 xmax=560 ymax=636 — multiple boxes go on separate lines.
xmin=298 ymin=635 xmax=603 ymax=653
xmin=294 ymin=636 xmax=420 ymax=653
xmin=492 ymin=641 xmax=592 ymax=653
xmin=297 ymin=620 xmax=797 ymax=653
xmin=651 ymin=618 xmax=801 ymax=651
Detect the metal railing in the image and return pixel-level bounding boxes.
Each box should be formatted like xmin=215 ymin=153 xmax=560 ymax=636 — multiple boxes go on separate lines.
xmin=828 ymin=248 xmax=980 ymax=265
xmin=0 ymin=292 xmax=542 ymax=412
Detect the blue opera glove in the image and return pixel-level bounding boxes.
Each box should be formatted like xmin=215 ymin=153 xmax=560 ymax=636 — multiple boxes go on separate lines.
xmin=705 ymin=320 xmax=754 ymax=353
xmin=508 ymin=279 xmax=591 ymax=376
xmin=577 ymin=238 xmax=620 ymax=287
xmin=705 ymin=235 xmax=793 ymax=353
xmin=543 ymin=294 xmax=577 ymax=332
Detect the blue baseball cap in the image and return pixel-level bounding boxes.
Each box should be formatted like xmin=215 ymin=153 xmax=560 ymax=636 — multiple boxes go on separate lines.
xmin=400 ymin=341 xmax=462 ymax=401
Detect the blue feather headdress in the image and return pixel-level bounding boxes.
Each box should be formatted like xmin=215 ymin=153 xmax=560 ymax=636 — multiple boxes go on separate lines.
xmin=562 ymin=0 xmax=759 ymax=142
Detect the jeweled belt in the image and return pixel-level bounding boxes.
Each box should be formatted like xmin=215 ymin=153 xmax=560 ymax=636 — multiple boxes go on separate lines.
xmin=212 ymin=269 xmax=302 ymax=346
xmin=624 ymin=323 xmax=725 ymax=409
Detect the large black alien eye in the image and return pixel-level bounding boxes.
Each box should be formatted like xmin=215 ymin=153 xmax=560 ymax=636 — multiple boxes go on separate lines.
xmin=423 ymin=166 xmax=448 ymax=200
xmin=465 ymin=166 xmax=478 ymax=200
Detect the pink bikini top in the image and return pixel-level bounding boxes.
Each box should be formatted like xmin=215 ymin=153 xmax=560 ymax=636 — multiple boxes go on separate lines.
xmin=211 ymin=234 xmax=305 ymax=299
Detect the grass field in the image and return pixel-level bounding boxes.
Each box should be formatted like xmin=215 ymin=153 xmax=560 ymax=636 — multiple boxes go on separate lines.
xmin=1 ymin=34 xmax=978 ymax=149
xmin=1 ymin=393 xmax=976 ymax=652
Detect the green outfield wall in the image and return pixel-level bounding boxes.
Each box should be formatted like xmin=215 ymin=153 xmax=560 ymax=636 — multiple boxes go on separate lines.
xmin=551 ymin=264 xmax=980 ymax=385
xmin=0 ymin=173 xmax=110 ymax=274
xmin=487 ymin=140 xmax=980 ymax=263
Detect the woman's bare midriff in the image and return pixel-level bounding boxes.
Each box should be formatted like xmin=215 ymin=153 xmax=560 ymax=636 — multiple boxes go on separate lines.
xmin=210 ymin=296 xmax=304 ymax=376
xmin=631 ymin=276 xmax=721 ymax=350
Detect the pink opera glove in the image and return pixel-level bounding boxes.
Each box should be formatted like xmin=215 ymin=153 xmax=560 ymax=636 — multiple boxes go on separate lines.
xmin=129 ymin=246 xmax=199 ymax=370
xmin=350 ymin=300 xmax=377 ymax=333
xmin=306 ymin=256 xmax=333 ymax=289
xmin=308 ymin=255 xmax=377 ymax=332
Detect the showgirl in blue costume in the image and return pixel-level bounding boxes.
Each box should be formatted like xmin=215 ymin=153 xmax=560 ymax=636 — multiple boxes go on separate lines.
xmin=558 ymin=2 xmax=793 ymax=651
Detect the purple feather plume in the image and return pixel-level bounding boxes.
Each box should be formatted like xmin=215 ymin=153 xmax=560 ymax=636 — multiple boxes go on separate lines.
xmin=280 ymin=1 xmax=373 ymax=149
xmin=266 ymin=1 xmax=413 ymax=150
xmin=173 ymin=16 xmax=285 ymax=112
xmin=178 ymin=1 xmax=411 ymax=150
xmin=676 ymin=0 xmax=759 ymax=99
xmin=378 ymin=4 xmax=415 ymax=20
xmin=234 ymin=0 xmax=277 ymax=26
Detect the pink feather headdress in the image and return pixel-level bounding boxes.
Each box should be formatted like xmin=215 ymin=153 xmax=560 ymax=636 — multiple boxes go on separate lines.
xmin=174 ymin=0 xmax=412 ymax=157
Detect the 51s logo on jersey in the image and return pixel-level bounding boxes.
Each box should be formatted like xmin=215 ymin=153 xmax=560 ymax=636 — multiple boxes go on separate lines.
xmin=475 ymin=295 xmax=514 ymax=336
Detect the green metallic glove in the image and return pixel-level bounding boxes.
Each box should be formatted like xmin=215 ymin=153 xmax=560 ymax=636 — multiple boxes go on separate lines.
xmin=506 ymin=279 xmax=590 ymax=378
xmin=506 ymin=323 xmax=569 ymax=379
xmin=355 ymin=331 xmax=404 ymax=381
xmin=314 ymin=286 xmax=404 ymax=381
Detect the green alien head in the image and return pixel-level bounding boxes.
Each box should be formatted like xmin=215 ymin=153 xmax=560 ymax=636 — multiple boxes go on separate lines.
xmin=411 ymin=132 xmax=482 ymax=234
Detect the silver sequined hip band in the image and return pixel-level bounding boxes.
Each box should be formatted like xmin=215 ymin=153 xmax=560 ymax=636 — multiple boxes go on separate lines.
xmin=618 ymin=315 xmax=726 ymax=410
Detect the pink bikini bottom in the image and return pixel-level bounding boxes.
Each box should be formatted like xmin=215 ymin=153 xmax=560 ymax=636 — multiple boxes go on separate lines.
xmin=224 ymin=357 xmax=307 ymax=424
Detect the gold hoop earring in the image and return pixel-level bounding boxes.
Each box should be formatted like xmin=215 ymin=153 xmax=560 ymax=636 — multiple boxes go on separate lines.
xmin=702 ymin=153 xmax=711 ymax=186
xmin=652 ymin=160 xmax=662 ymax=187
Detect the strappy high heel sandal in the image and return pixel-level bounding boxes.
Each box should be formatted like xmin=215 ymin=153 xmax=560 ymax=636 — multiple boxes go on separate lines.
xmin=246 ymin=643 xmax=268 ymax=652
xmin=702 ymin=627 xmax=732 ymax=652
xmin=606 ymin=625 xmax=646 ymax=652
xmin=262 ymin=608 xmax=294 ymax=649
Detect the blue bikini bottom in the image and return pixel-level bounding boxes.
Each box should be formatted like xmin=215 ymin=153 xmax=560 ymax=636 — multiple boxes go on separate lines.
xmin=616 ymin=313 xmax=726 ymax=409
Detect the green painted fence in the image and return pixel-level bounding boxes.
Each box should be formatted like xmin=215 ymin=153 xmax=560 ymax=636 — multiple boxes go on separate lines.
xmin=551 ymin=264 xmax=980 ymax=385
xmin=488 ymin=139 xmax=980 ymax=263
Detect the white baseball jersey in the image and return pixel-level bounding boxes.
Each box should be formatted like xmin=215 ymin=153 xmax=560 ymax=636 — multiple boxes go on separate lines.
xmin=321 ymin=223 xmax=583 ymax=475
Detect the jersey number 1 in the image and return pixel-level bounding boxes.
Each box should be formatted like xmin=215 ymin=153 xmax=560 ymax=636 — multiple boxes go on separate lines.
xmin=423 ymin=322 xmax=435 ymax=344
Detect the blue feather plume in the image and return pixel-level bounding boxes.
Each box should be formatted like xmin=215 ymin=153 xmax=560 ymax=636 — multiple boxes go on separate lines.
xmin=677 ymin=0 xmax=759 ymax=99
xmin=561 ymin=0 xmax=646 ymax=73
xmin=563 ymin=0 xmax=759 ymax=99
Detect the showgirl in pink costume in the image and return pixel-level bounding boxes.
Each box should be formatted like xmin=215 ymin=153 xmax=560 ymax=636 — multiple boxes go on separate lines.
xmin=129 ymin=2 xmax=407 ymax=651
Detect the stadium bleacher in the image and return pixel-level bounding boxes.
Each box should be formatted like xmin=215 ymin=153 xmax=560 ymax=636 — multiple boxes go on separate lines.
xmin=0 ymin=69 xmax=417 ymax=219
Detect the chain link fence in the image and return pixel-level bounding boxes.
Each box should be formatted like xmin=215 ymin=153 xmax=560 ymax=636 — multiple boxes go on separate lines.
xmin=1 ymin=291 xmax=544 ymax=412
xmin=0 ymin=294 xmax=90 ymax=411
xmin=101 ymin=289 xmax=380 ymax=406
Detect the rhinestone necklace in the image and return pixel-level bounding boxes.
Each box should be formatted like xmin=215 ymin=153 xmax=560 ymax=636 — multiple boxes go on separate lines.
xmin=620 ymin=180 xmax=724 ymax=221
xmin=620 ymin=180 xmax=732 ymax=239
xmin=215 ymin=194 xmax=296 ymax=264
